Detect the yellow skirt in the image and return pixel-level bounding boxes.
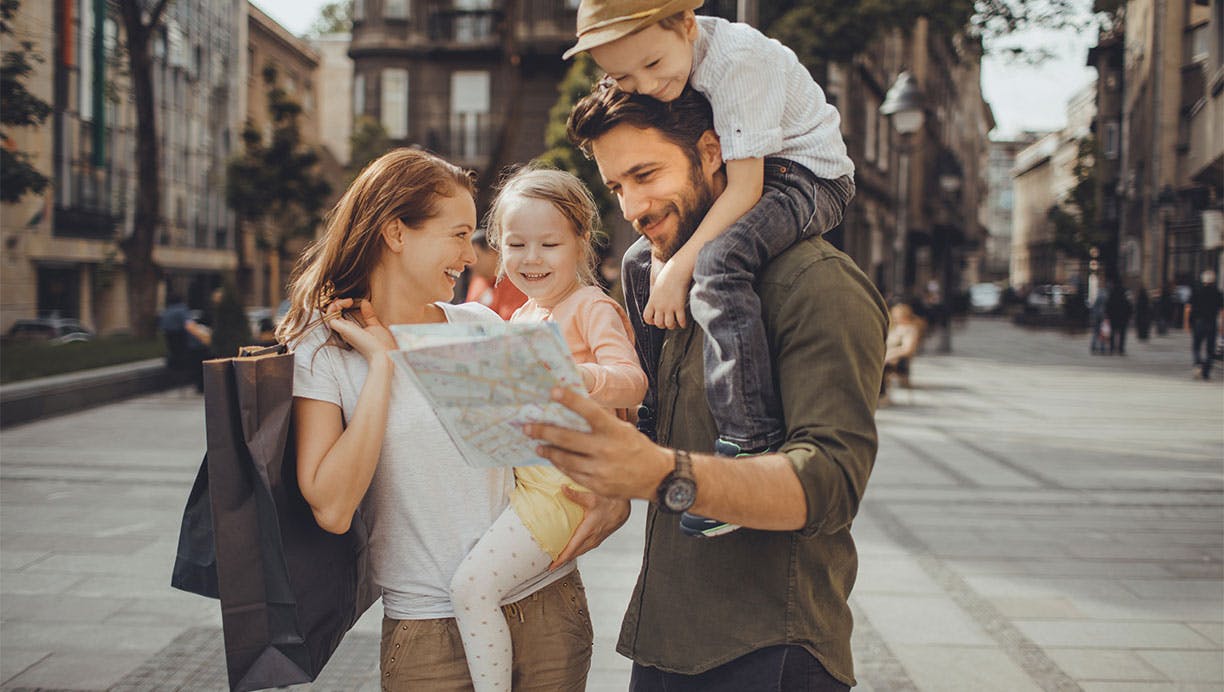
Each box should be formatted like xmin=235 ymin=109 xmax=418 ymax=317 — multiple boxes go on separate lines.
xmin=509 ymin=465 xmax=587 ymax=561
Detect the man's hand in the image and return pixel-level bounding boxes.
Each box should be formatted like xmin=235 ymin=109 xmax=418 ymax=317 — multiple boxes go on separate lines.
xmin=550 ymin=486 xmax=631 ymax=570
xmin=526 ymin=387 xmax=671 ymax=501
xmin=643 ymin=254 xmax=694 ymax=330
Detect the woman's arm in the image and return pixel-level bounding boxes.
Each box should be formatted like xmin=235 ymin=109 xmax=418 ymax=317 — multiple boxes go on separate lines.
xmin=294 ymin=300 xmax=397 ymax=534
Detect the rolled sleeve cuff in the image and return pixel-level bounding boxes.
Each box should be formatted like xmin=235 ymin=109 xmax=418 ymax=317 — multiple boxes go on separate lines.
xmin=719 ymin=126 xmax=783 ymax=162
xmin=780 ymin=440 xmax=836 ymax=538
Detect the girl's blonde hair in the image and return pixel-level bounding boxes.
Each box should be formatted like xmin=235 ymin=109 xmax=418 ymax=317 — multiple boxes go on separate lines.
xmin=483 ymin=165 xmax=603 ymax=288
xmin=277 ymin=148 xmax=475 ymax=345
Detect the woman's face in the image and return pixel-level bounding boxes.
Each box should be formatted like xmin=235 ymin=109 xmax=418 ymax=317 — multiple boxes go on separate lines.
xmin=394 ymin=189 xmax=478 ymax=304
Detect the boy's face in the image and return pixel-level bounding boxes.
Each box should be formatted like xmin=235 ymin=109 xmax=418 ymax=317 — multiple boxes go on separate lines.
xmin=589 ymin=15 xmax=697 ymax=103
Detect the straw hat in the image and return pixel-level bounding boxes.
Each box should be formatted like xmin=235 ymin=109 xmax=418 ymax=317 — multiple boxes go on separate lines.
xmin=562 ymin=0 xmax=704 ymax=60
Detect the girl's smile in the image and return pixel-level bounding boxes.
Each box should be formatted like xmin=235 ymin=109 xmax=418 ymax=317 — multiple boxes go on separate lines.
xmin=499 ymin=197 xmax=586 ymax=309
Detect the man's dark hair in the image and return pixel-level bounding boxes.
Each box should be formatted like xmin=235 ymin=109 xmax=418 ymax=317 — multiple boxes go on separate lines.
xmin=567 ymin=85 xmax=714 ymax=169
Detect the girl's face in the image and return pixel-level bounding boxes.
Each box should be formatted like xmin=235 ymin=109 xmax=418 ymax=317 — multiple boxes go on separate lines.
xmin=394 ymin=189 xmax=478 ymax=304
xmin=589 ymin=17 xmax=697 ymax=103
xmin=499 ymin=196 xmax=586 ymax=308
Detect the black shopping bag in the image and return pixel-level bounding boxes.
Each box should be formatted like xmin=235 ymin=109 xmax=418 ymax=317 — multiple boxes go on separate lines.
xmin=170 ymin=455 xmax=219 ymax=598
xmin=196 ymin=344 xmax=377 ymax=692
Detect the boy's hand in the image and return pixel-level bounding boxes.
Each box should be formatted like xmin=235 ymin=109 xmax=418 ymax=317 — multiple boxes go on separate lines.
xmin=643 ymin=256 xmax=694 ymax=330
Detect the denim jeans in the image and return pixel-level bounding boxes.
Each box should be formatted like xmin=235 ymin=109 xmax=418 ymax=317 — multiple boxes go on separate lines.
xmin=629 ymin=645 xmax=850 ymax=692
xmin=689 ymin=161 xmax=854 ymax=448
xmin=1192 ymin=318 xmax=1218 ymax=379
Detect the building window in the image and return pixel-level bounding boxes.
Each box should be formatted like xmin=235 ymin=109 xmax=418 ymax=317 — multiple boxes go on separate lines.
xmin=354 ymin=73 xmax=365 ymax=118
xmin=1185 ymin=22 xmax=1209 ymax=64
xmin=381 ymin=68 xmax=409 ymax=139
xmin=566 ymin=0 xmax=580 ymax=8
xmin=877 ymin=111 xmax=889 ymax=172
xmin=864 ymin=94 xmax=878 ymax=164
xmin=451 ymin=70 xmax=490 ymax=159
xmin=1102 ymin=121 xmax=1119 ymax=160
xmin=354 ymin=0 xmax=366 ymax=21
xmin=385 ymin=0 xmax=409 ymax=19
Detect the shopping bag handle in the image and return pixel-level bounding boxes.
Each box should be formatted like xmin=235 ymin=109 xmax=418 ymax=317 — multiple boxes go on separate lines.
xmin=239 ymin=343 xmax=289 ymax=358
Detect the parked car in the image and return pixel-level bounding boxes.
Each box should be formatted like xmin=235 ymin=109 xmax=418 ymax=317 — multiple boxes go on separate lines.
xmin=5 ymin=317 xmax=94 ymax=345
xmin=1025 ymin=285 xmax=1069 ymax=315
xmin=968 ymin=283 xmax=1003 ymax=314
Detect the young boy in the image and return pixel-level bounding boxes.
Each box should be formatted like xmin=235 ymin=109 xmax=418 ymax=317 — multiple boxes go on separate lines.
xmin=564 ymin=0 xmax=856 ymax=537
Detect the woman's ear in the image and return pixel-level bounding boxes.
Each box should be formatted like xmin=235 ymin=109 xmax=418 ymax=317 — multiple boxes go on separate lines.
xmin=683 ymin=10 xmax=698 ymax=41
xmin=380 ymin=218 xmax=405 ymax=253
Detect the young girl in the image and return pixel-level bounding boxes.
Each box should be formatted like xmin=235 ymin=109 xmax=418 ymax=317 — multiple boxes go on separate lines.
xmin=278 ymin=150 xmax=593 ymax=691
xmin=567 ymin=0 xmax=856 ymax=536
xmin=450 ymin=166 xmax=647 ymax=692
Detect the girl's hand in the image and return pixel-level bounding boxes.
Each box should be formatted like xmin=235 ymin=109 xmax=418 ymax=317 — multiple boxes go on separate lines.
xmin=643 ymin=257 xmax=692 ymax=330
xmin=324 ymin=298 xmax=396 ymax=361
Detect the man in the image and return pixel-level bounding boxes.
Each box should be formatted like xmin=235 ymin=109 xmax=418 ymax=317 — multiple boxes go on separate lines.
xmin=1185 ymin=269 xmax=1223 ymax=380
xmin=526 ymin=86 xmax=887 ymax=690
xmin=465 ymin=229 xmax=527 ymax=320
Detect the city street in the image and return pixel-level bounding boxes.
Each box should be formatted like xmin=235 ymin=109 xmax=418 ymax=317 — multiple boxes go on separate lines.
xmin=1 ymin=317 xmax=1221 ymax=691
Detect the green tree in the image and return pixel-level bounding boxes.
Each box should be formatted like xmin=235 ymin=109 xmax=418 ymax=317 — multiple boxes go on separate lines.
xmin=226 ymin=65 xmax=332 ymax=301
xmin=348 ymin=115 xmax=391 ymax=177
xmin=308 ymin=0 xmax=351 ymax=36
xmin=1049 ymin=137 xmax=1107 ymax=262
xmin=0 ymin=0 xmax=51 ymax=203
xmin=535 ymin=53 xmax=616 ymax=225
xmin=118 ymin=0 xmax=172 ymax=339
xmin=209 ymin=282 xmax=252 ymax=359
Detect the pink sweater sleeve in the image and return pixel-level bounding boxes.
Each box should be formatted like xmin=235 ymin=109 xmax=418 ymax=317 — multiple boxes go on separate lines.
xmin=575 ymin=296 xmax=648 ymax=409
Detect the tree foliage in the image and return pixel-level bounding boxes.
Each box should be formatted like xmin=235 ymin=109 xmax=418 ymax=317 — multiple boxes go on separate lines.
xmin=226 ymin=65 xmax=331 ymax=286
xmin=759 ymin=0 xmax=1105 ymax=66
xmin=348 ymin=115 xmax=391 ymax=177
xmin=1049 ymin=137 xmax=1107 ymax=262
xmin=535 ymin=53 xmax=616 ymax=225
xmin=308 ymin=0 xmax=351 ymax=36
xmin=0 ymin=0 xmax=51 ymax=203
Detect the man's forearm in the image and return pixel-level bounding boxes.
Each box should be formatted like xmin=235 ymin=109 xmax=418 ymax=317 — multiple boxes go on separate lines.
xmin=687 ymin=451 xmax=807 ymax=531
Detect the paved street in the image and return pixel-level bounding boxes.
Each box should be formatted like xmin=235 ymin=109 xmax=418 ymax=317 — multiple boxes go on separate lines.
xmin=1 ymin=318 xmax=1221 ymax=691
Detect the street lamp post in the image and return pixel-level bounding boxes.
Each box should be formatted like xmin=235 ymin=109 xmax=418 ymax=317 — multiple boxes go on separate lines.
xmin=880 ymin=71 xmax=925 ymax=300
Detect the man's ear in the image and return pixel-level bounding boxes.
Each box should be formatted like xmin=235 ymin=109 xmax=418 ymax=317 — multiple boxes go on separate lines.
xmin=380 ymin=218 xmax=405 ymax=253
xmin=697 ymin=130 xmax=722 ymax=177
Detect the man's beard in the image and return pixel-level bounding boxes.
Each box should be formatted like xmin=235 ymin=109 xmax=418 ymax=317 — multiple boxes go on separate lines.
xmin=634 ymin=166 xmax=715 ymax=262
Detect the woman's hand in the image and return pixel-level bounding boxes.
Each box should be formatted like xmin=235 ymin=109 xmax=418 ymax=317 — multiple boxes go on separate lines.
xmin=324 ymin=298 xmax=396 ymax=362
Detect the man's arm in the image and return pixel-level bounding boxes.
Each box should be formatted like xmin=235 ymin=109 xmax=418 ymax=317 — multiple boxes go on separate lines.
xmin=530 ymin=253 xmax=887 ymax=532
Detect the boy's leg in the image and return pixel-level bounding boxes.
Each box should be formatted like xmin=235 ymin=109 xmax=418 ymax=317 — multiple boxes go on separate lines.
xmin=685 ymin=168 xmax=852 ymax=537
xmin=450 ymin=506 xmax=553 ymax=692
xmin=690 ymin=169 xmax=853 ymax=450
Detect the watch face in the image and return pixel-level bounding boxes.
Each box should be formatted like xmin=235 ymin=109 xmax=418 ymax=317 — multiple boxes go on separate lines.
xmin=665 ymin=478 xmax=697 ymax=511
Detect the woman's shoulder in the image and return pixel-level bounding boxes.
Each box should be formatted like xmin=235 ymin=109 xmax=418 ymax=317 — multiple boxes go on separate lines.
xmin=440 ymin=301 xmax=502 ymax=324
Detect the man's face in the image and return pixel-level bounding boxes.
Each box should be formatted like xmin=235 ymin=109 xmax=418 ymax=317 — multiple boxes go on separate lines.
xmin=590 ymin=123 xmax=718 ymax=261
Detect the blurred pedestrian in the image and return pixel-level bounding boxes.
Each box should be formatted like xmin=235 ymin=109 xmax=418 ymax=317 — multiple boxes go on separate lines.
xmin=1155 ymin=283 xmax=1173 ymax=335
xmin=1134 ymin=286 xmax=1152 ymax=341
xmin=881 ymin=302 xmax=922 ymax=402
xmin=1089 ymin=288 xmax=1109 ymax=355
xmin=1106 ymin=283 xmax=1133 ymax=355
xmin=465 ymin=229 xmax=527 ymax=320
xmin=1184 ymin=269 xmax=1223 ymax=380
xmin=159 ymin=292 xmax=209 ymax=392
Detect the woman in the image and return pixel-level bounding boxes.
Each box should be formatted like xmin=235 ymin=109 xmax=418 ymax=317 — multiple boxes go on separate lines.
xmin=276 ymin=149 xmax=593 ymax=690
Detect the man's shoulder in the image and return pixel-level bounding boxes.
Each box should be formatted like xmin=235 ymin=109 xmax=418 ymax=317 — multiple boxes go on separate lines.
xmin=759 ymin=237 xmax=861 ymax=290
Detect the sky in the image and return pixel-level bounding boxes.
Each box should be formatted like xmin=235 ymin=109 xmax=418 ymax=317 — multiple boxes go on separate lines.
xmin=251 ymin=0 xmax=1099 ymax=138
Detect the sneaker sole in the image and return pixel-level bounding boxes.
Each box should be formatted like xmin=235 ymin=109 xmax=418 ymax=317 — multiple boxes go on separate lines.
xmin=697 ymin=523 xmax=742 ymax=537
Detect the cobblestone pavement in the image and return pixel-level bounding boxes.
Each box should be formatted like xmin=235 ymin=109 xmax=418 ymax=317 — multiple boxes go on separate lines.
xmin=1 ymin=318 xmax=1220 ymax=690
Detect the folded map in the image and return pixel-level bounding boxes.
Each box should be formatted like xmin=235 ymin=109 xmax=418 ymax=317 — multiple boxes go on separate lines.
xmin=388 ymin=322 xmax=590 ymax=469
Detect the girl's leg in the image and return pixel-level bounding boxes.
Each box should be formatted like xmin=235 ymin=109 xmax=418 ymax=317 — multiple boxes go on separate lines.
xmin=451 ymin=506 xmax=552 ymax=692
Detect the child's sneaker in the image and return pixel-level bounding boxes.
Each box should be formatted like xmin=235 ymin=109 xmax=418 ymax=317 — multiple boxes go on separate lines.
xmin=678 ymin=439 xmax=775 ymax=538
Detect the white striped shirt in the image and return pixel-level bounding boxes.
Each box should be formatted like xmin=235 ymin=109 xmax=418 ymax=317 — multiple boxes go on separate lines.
xmin=689 ymin=16 xmax=855 ymax=179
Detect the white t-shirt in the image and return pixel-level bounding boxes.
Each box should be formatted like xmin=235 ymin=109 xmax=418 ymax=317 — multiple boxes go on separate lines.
xmin=690 ymin=16 xmax=854 ymax=179
xmin=291 ymin=301 xmax=573 ymax=620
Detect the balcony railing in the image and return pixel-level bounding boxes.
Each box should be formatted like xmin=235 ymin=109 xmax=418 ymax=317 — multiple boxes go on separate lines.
xmin=428 ymin=9 xmax=501 ymax=44
xmin=53 ymin=205 xmax=119 ymax=240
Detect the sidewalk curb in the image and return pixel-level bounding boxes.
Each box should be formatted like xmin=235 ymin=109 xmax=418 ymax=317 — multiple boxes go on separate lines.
xmin=0 ymin=358 xmax=187 ymax=429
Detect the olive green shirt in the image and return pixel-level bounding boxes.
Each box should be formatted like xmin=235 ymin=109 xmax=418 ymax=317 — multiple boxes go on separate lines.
xmin=616 ymin=237 xmax=888 ymax=685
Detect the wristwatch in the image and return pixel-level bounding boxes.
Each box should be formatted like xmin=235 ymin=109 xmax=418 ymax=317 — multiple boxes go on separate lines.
xmin=656 ymin=449 xmax=697 ymax=513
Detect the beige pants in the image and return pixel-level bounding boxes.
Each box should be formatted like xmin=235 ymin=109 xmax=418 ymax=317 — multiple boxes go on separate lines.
xmin=379 ymin=572 xmax=593 ymax=691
